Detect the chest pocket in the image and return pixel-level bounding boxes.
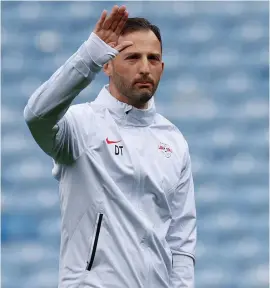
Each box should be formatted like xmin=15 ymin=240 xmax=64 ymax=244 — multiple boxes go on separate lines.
xmin=143 ymin=141 xmax=182 ymax=194
xmin=136 ymin=139 xmax=183 ymax=228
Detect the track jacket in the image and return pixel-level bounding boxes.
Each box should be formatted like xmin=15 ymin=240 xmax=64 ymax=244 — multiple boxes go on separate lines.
xmin=24 ymin=32 xmax=197 ymax=288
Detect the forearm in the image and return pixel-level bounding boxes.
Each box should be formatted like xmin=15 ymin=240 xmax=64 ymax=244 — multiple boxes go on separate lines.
xmin=23 ymin=33 xmax=118 ymax=158
xmin=24 ymin=34 xmax=104 ymax=128
xmin=171 ymin=255 xmax=195 ymax=288
xmin=168 ymin=140 xmax=197 ymax=288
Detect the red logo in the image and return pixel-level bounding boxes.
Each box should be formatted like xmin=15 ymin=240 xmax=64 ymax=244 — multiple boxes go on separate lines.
xmin=158 ymin=142 xmax=173 ymax=158
xmin=106 ymin=137 xmax=121 ymax=144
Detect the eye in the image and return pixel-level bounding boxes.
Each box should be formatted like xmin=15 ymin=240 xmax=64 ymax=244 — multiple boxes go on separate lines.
xmin=148 ymin=55 xmax=160 ymax=61
xmin=126 ymin=55 xmax=140 ymax=60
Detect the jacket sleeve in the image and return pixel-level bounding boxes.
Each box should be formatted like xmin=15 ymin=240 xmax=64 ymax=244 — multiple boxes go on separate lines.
xmin=23 ymin=33 xmax=118 ymax=164
xmin=166 ymin=140 xmax=197 ymax=288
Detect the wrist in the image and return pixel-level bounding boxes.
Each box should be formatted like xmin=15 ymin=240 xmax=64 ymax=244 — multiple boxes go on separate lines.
xmin=85 ymin=32 xmax=119 ymax=67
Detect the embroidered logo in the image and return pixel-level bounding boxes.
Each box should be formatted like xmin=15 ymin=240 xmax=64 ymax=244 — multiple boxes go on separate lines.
xmin=106 ymin=137 xmax=123 ymax=156
xmin=158 ymin=142 xmax=173 ymax=158
xmin=106 ymin=137 xmax=121 ymax=144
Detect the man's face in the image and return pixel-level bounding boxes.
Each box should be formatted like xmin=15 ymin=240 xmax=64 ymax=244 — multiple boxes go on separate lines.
xmin=105 ymin=30 xmax=164 ymax=108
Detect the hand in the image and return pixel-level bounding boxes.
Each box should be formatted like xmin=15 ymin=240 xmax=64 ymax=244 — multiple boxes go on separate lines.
xmin=93 ymin=5 xmax=133 ymax=52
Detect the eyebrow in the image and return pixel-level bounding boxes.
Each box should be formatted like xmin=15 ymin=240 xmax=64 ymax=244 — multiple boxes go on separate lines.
xmin=123 ymin=52 xmax=161 ymax=59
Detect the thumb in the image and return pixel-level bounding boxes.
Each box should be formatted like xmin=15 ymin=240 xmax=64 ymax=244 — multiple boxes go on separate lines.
xmin=115 ymin=41 xmax=133 ymax=52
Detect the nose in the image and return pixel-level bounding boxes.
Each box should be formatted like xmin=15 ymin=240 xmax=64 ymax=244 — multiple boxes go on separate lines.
xmin=138 ymin=57 xmax=150 ymax=75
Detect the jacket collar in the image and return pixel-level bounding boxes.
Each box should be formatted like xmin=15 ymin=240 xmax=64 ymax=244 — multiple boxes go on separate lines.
xmin=92 ymin=84 xmax=156 ymax=127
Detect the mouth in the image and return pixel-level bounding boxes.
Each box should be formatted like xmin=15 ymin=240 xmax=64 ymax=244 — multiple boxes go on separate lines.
xmin=135 ymin=82 xmax=153 ymax=88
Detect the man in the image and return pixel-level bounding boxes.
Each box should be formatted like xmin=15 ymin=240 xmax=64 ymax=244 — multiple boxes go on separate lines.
xmin=24 ymin=5 xmax=196 ymax=288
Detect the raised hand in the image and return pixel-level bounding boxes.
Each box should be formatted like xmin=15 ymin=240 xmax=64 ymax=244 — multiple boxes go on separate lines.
xmin=93 ymin=5 xmax=133 ymax=52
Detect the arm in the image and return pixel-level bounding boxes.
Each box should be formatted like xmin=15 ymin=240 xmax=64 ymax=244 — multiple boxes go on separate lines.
xmin=167 ymin=140 xmax=197 ymax=288
xmin=24 ymin=6 xmax=132 ymax=164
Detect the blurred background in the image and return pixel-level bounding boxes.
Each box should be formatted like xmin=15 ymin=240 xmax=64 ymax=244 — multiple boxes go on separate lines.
xmin=1 ymin=1 xmax=269 ymax=288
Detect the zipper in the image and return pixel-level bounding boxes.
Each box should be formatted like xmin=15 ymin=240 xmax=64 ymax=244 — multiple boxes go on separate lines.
xmin=86 ymin=213 xmax=103 ymax=271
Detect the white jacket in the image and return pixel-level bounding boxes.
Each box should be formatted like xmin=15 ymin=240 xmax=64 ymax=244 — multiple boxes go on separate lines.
xmin=24 ymin=33 xmax=197 ymax=288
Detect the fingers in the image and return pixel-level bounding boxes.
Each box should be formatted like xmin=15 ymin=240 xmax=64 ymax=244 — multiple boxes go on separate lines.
xmin=93 ymin=5 xmax=129 ymax=45
xmin=114 ymin=11 xmax=128 ymax=35
xmin=115 ymin=40 xmax=133 ymax=52
xmin=110 ymin=6 xmax=126 ymax=31
xmin=94 ymin=10 xmax=107 ymax=32
xmin=102 ymin=5 xmax=119 ymax=30
xmin=108 ymin=42 xmax=117 ymax=48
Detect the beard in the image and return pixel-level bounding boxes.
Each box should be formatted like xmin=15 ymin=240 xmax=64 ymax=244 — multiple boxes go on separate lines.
xmin=111 ymin=70 xmax=159 ymax=108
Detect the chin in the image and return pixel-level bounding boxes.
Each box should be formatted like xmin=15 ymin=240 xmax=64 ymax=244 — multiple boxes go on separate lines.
xmin=139 ymin=93 xmax=152 ymax=104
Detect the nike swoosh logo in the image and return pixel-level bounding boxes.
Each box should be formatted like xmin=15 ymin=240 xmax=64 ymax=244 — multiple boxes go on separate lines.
xmin=106 ymin=137 xmax=122 ymax=144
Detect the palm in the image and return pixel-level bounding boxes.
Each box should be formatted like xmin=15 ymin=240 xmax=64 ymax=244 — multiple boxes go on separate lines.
xmin=95 ymin=29 xmax=118 ymax=46
xmin=93 ymin=5 xmax=133 ymax=51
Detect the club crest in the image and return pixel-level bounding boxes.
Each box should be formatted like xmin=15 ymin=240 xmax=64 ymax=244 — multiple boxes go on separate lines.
xmin=158 ymin=142 xmax=173 ymax=158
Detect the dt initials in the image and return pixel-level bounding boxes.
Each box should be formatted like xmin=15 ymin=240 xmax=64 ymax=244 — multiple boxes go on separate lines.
xmin=115 ymin=145 xmax=123 ymax=156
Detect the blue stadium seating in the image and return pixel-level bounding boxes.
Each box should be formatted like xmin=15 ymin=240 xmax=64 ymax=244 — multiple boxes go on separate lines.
xmin=2 ymin=1 xmax=268 ymax=288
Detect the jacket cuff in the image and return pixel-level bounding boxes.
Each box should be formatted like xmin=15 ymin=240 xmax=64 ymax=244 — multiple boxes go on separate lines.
xmin=84 ymin=32 xmax=119 ymax=67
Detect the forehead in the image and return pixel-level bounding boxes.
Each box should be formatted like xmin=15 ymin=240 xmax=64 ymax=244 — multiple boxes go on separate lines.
xmin=118 ymin=30 xmax=162 ymax=54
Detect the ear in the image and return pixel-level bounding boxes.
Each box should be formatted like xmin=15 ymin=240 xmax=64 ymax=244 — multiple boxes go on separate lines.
xmin=161 ymin=61 xmax=165 ymax=75
xmin=103 ymin=61 xmax=113 ymax=77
